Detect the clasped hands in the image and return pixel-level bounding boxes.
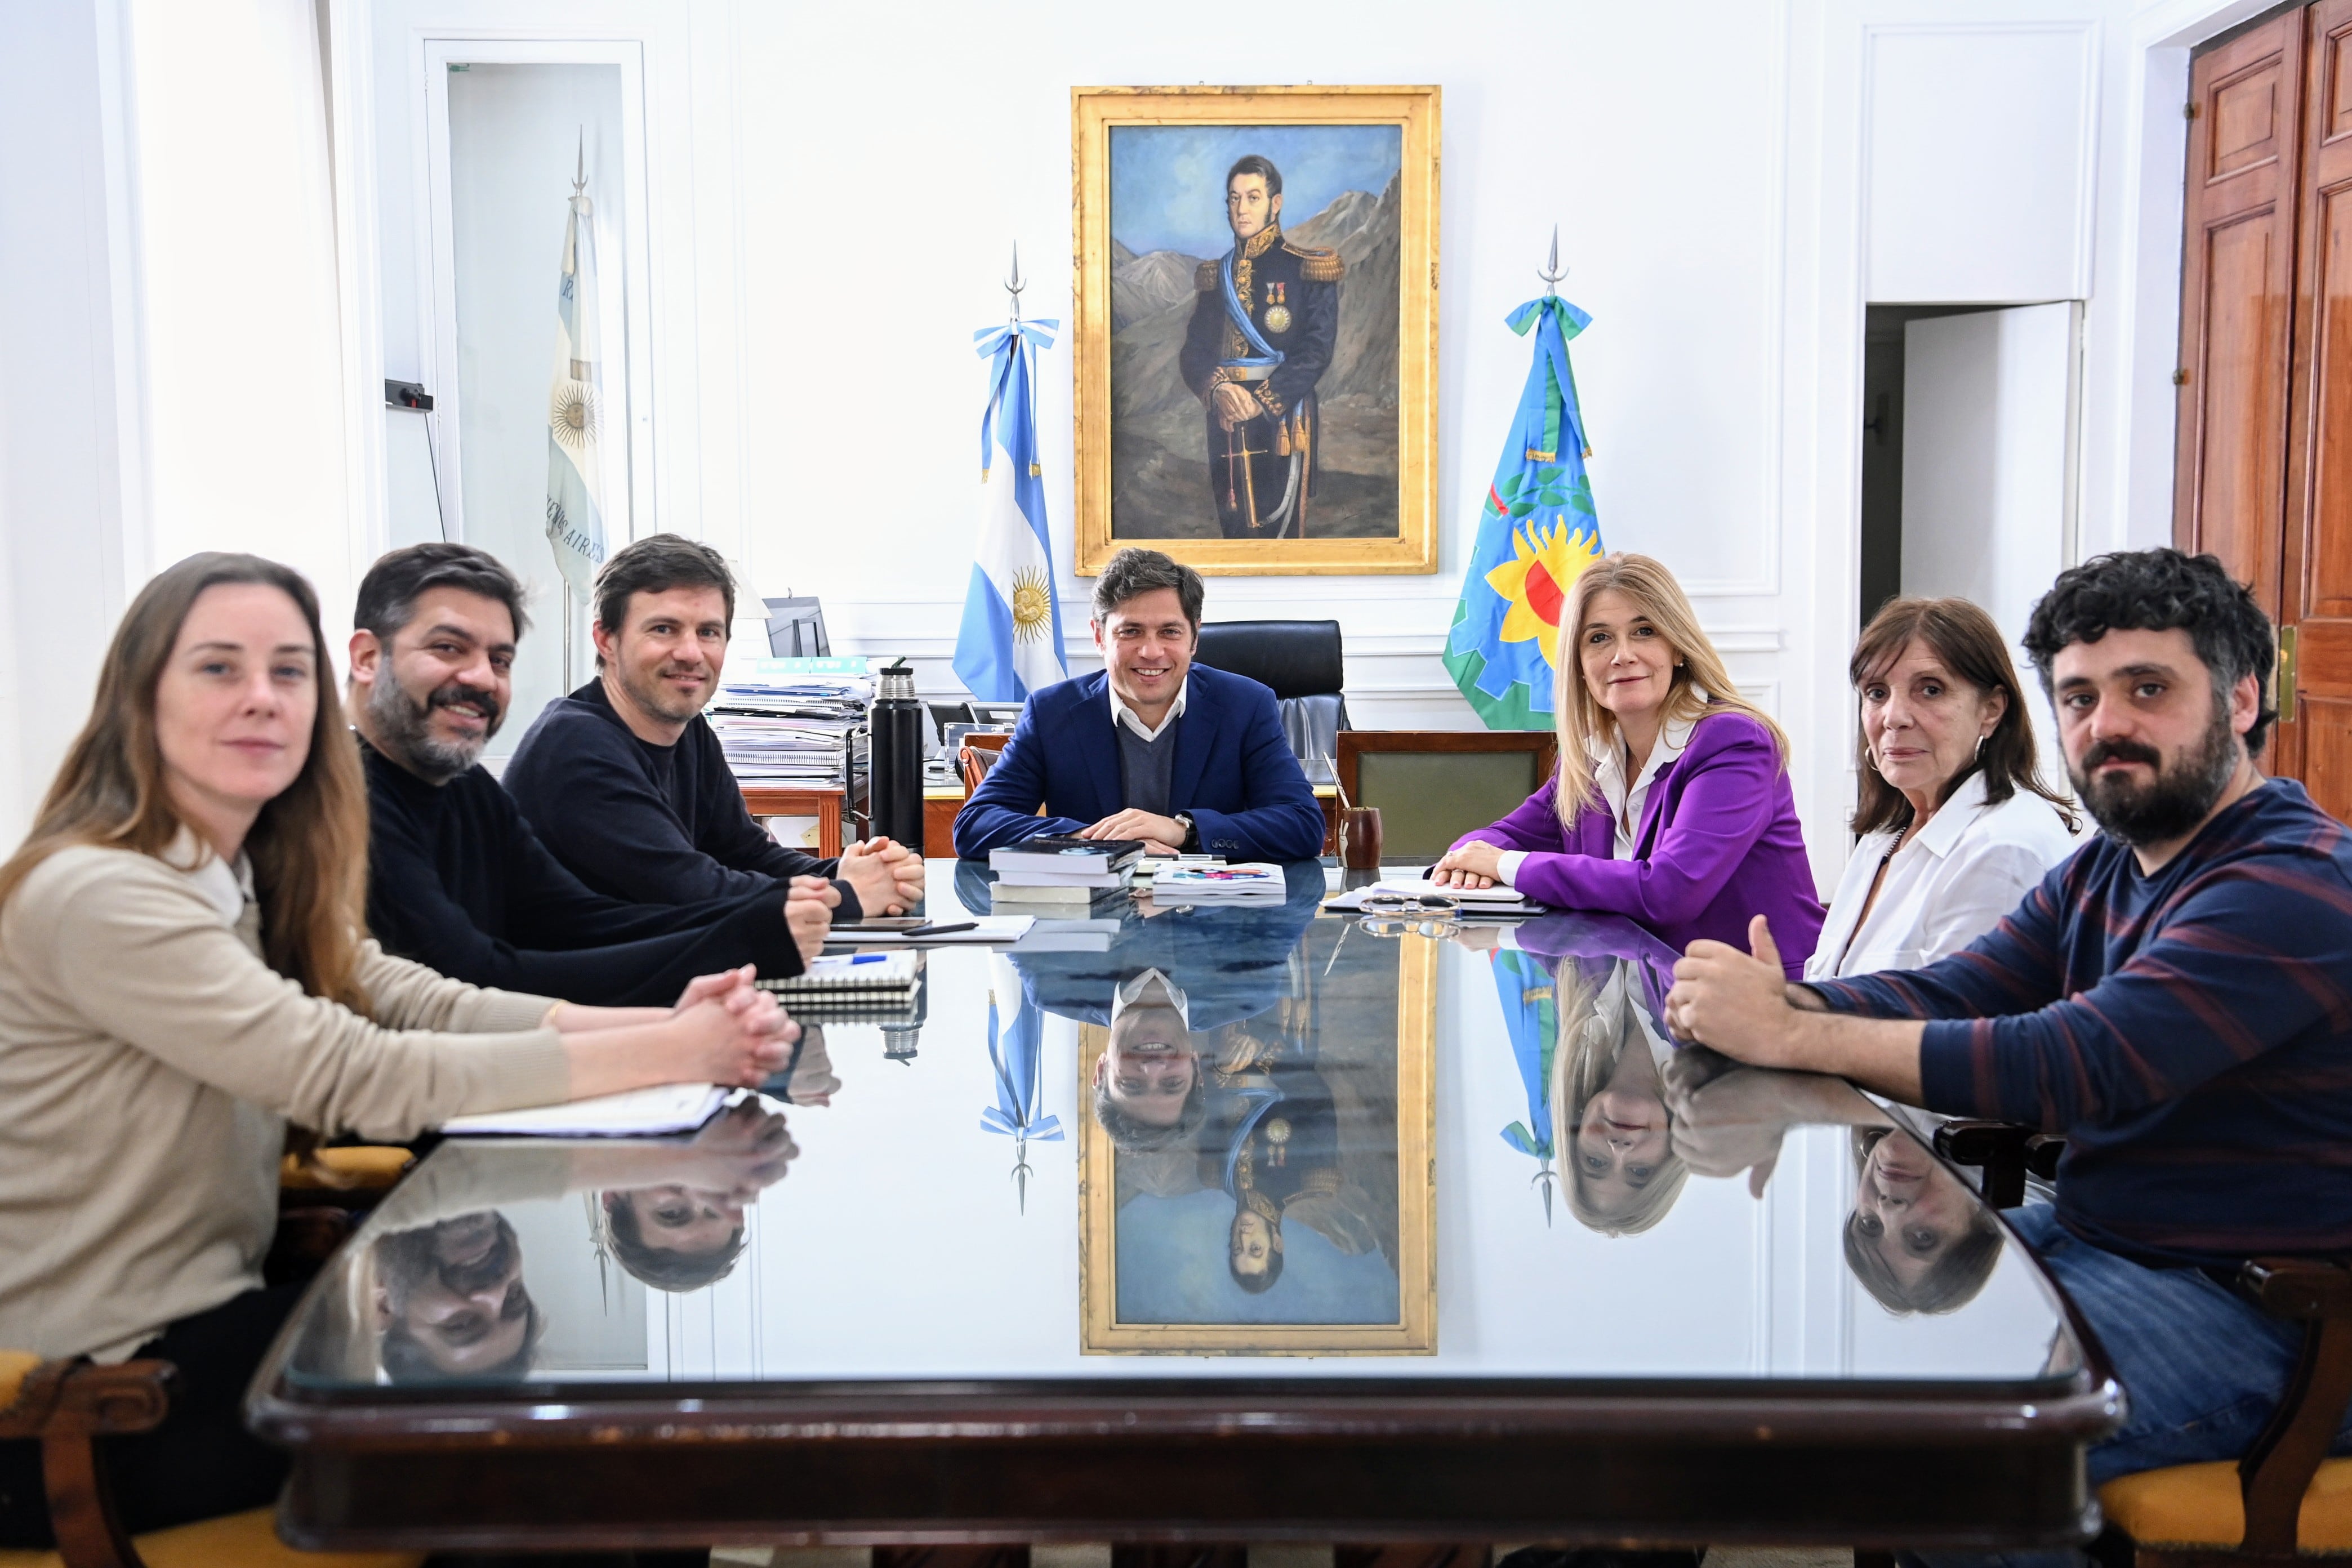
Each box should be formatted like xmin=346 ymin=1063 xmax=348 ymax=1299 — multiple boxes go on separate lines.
xmin=1079 ymin=809 xmax=1188 ymax=854
xmin=833 ymin=835 xmax=924 ymax=917
xmin=665 ymin=964 xmax=799 ymax=1089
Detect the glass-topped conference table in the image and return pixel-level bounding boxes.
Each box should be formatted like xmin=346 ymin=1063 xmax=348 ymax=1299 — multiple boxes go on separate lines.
xmin=249 ymin=861 xmax=2118 ymax=1556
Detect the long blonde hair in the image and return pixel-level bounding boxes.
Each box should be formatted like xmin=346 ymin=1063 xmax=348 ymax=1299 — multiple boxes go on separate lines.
xmin=0 ymin=553 xmax=371 ymax=1010
xmin=1551 ymin=553 xmax=1789 ymax=829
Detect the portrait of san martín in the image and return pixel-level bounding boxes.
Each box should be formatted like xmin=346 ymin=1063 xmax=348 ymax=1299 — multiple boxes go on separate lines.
xmin=1073 ymin=88 xmax=1438 ymax=576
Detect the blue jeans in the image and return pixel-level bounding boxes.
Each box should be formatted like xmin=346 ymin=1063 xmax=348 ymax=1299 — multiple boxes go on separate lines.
xmin=1905 ymin=1204 xmax=2352 ymax=1568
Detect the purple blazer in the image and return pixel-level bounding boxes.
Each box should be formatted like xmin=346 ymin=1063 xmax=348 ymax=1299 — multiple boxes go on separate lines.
xmin=1449 ymin=710 xmax=1825 ymax=976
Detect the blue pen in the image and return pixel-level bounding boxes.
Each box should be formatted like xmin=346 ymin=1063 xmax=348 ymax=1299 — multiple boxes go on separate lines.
xmin=845 ymin=952 xmax=889 ymax=965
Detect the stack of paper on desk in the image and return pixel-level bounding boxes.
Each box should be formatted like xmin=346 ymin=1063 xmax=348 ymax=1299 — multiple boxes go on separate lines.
xmin=439 ymin=1082 xmax=730 ymax=1138
xmin=1323 ymin=877 xmax=1545 ymax=915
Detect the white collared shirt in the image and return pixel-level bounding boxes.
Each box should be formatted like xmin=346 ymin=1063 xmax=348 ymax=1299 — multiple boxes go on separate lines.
xmin=162 ymin=827 xmax=256 ymax=928
xmin=1496 ymin=710 xmax=1700 ymax=887
xmin=1805 ymin=769 xmax=2082 ymax=981
xmin=1110 ymin=675 xmax=1189 ymax=745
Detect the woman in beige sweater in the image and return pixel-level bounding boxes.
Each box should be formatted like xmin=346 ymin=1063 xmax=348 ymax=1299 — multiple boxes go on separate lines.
xmin=0 ymin=552 xmax=798 ymax=1547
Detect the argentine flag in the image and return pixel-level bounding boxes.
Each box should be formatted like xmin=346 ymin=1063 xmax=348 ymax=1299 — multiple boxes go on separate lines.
xmin=953 ymin=315 xmax=1066 ymax=702
xmin=545 ymin=163 xmax=608 ymax=606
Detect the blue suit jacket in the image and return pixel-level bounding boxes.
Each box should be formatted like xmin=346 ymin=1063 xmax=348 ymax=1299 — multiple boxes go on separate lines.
xmin=951 ymin=665 xmax=1326 ymax=862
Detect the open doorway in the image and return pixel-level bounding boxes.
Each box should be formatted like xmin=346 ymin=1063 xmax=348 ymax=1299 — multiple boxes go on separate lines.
xmin=1858 ymin=301 xmax=2083 ymax=778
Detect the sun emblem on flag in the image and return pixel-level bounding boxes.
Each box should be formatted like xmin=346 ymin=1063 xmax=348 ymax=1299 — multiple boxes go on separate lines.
xmin=1485 ymin=516 xmax=1602 ymax=664
xmin=550 ymin=380 xmax=599 ymax=452
xmin=1009 ymin=567 xmax=1053 ymax=644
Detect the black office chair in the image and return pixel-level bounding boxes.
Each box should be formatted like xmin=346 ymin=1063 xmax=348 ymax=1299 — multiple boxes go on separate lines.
xmin=763 ymin=596 xmax=830 ymax=657
xmin=1193 ymin=620 xmax=1349 ymax=782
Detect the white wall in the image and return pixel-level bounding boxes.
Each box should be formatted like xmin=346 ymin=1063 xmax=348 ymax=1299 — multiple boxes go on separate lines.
xmin=0 ymin=0 xmax=2272 ymax=876
xmin=0 ymin=0 xmax=142 ymax=844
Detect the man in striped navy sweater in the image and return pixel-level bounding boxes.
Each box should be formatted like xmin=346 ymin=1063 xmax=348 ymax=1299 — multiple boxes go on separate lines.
xmin=1669 ymin=549 xmax=2352 ymax=1508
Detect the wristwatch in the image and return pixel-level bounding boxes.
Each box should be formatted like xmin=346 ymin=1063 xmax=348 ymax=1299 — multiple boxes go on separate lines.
xmin=1173 ymin=813 xmax=1200 ymax=852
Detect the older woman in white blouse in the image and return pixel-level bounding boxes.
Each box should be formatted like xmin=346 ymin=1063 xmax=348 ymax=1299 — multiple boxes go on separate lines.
xmin=1810 ymin=597 xmax=2079 ymax=981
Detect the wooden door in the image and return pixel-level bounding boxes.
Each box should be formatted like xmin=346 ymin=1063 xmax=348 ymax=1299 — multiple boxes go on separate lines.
xmin=2284 ymin=0 xmax=2352 ymax=815
xmin=2176 ymin=11 xmax=2306 ymax=621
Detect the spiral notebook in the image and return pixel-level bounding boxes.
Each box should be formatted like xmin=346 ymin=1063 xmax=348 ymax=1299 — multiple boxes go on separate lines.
xmin=758 ymin=949 xmax=920 ymax=996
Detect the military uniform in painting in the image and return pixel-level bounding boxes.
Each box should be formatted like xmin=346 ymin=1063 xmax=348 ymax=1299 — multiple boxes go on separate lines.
xmin=1178 ymin=224 xmax=1343 ymax=539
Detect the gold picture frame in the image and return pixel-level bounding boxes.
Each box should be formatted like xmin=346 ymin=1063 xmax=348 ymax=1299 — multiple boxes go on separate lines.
xmin=1071 ymin=85 xmax=1441 ymax=576
xmin=1076 ymin=933 xmax=1437 ymax=1355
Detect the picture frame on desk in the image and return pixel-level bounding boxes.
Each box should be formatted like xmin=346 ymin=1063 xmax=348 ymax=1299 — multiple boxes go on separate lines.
xmin=1071 ymin=84 xmax=1440 ymax=576
xmin=1076 ymin=931 xmax=1437 ymax=1355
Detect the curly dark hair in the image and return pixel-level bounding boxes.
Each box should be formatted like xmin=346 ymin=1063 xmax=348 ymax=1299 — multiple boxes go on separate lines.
xmin=2021 ymin=548 xmax=2277 ymax=756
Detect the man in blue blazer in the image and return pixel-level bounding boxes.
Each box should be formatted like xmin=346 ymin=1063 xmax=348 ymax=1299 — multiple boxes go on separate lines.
xmin=952 ymin=549 xmax=1326 ymax=862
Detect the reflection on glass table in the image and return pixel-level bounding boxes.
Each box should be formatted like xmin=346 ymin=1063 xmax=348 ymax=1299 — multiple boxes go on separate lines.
xmin=273 ymin=865 xmax=2082 ymax=1388
xmin=252 ymin=861 xmax=2115 ymax=1553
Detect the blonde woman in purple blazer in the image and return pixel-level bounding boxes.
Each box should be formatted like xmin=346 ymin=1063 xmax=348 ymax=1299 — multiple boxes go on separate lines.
xmin=1432 ymin=554 xmax=1825 ymax=976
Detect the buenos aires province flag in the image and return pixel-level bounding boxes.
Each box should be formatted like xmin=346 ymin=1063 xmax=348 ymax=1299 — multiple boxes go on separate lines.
xmin=953 ymin=317 xmax=1067 ymax=703
xmin=1442 ymin=295 xmax=1605 ymax=730
xmin=545 ymin=170 xmax=608 ymax=605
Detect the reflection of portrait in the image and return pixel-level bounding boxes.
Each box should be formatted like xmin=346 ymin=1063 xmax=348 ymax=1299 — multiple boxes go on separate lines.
xmin=1845 ymin=1126 xmax=2002 ymax=1316
xmin=1077 ymin=924 xmax=1435 ymax=1354
xmin=1074 ymin=86 xmax=1439 ymax=575
xmin=371 ymin=1211 xmax=544 ymax=1383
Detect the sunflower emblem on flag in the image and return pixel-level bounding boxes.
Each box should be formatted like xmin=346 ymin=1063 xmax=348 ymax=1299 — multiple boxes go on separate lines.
xmin=1486 ymin=513 xmax=1603 ymax=662
xmin=1009 ymin=565 xmax=1053 ymax=643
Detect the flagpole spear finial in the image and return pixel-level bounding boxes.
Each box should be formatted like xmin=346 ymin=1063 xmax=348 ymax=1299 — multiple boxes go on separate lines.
xmin=1006 ymin=242 xmax=1026 ymax=325
xmin=1539 ymin=224 xmax=1565 ymax=297
xmin=574 ymin=128 xmax=585 ymax=193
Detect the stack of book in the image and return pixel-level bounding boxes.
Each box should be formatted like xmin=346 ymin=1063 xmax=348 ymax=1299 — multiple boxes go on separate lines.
xmin=987 ymin=837 xmax=1148 ymax=910
xmin=707 ymin=656 xmax=872 ymax=787
xmin=1148 ymin=861 xmax=1288 ymax=906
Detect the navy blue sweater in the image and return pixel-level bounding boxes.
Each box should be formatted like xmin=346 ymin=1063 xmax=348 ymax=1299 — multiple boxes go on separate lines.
xmin=1807 ymin=779 xmax=2352 ymax=1268
xmin=504 ymin=680 xmax=858 ymax=919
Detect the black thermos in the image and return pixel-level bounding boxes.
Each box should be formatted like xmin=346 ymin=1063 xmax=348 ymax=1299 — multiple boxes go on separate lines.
xmin=868 ymin=658 xmax=925 ymax=853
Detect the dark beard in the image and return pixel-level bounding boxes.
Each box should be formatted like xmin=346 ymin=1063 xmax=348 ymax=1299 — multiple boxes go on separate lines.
xmin=2070 ymin=705 xmax=2240 ymax=847
xmin=368 ymin=670 xmax=503 ymax=784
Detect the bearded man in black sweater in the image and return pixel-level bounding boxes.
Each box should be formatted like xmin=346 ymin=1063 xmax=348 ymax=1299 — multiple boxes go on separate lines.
xmin=504 ymin=534 xmax=922 ymax=919
xmin=348 ymin=544 xmax=832 ymax=1007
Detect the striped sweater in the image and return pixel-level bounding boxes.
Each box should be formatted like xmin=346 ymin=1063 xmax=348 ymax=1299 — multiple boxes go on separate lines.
xmin=1806 ymin=778 xmax=2352 ymax=1268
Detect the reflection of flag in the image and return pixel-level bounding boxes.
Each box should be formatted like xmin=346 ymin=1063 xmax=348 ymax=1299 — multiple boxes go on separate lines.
xmin=980 ymin=955 xmax=1062 ymax=1143
xmin=545 ymin=170 xmax=608 ymax=604
xmin=954 ymin=315 xmax=1067 ymax=702
xmin=1444 ymin=296 xmax=1604 ymax=729
xmin=1490 ymin=948 xmax=1558 ymax=1161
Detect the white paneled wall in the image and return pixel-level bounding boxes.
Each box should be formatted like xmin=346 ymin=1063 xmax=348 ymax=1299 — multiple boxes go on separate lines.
xmin=0 ymin=0 xmax=2266 ymax=872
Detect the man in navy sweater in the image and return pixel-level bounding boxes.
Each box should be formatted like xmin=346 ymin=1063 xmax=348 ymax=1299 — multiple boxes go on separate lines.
xmin=1668 ymin=549 xmax=2352 ymax=1520
xmin=505 ymin=534 xmax=921 ymax=919
xmin=349 ymin=544 xmax=833 ymax=1006
xmin=952 ymin=548 xmax=1325 ymax=862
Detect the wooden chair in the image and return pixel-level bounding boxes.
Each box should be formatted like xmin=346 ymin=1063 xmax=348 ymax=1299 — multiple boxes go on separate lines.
xmin=1935 ymin=1124 xmax=2351 ymax=1564
xmin=959 ymin=731 xmax=1012 ymax=798
xmin=0 ymin=1352 xmax=417 ymax=1568
xmin=2094 ymin=1256 xmax=2351 ymax=1565
xmin=1334 ymin=730 xmax=1558 ymax=862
